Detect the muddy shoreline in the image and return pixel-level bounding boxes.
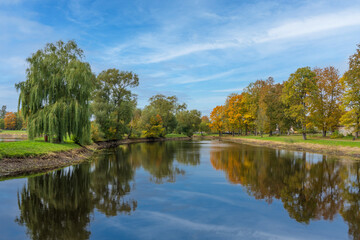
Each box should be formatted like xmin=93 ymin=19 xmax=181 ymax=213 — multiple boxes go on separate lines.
xmin=0 ymin=137 xmax=192 ymax=178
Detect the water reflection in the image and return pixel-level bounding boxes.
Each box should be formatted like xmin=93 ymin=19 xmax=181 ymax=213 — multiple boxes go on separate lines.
xmin=15 ymin=141 xmax=200 ymax=240
xmin=210 ymin=143 xmax=360 ymax=240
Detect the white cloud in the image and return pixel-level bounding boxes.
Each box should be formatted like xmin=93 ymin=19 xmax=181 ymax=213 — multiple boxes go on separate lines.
xmin=258 ymin=9 xmax=360 ymax=42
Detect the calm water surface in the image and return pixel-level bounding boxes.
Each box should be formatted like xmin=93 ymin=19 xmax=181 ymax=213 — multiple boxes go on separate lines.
xmin=0 ymin=140 xmax=359 ymax=240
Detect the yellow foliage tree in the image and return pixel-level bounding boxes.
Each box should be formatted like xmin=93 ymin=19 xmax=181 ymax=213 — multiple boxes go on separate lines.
xmin=210 ymin=105 xmax=225 ymax=136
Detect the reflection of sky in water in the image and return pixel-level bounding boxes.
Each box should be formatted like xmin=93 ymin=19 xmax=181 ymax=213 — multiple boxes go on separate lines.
xmin=0 ymin=140 xmax=355 ymax=239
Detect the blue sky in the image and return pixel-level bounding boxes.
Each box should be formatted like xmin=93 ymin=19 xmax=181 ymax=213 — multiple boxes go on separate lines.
xmin=1 ymin=0 xmax=360 ymax=115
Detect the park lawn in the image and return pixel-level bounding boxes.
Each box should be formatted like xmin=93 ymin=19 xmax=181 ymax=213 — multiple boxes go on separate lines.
xmin=0 ymin=130 xmax=27 ymax=135
xmin=194 ymin=133 xmax=219 ymax=137
xmin=165 ymin=133 xmax=188 ymax=138
xmin=232 ymin=134 xmax=360 ymax=148
xmin=0 ymin=140 xmax=80 ymax=159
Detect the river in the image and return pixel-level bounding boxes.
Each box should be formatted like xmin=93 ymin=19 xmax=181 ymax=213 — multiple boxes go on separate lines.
xmin=0 ymin=140 xmax=358 ymax=239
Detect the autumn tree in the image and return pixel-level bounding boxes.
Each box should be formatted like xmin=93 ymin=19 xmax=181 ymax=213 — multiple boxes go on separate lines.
xmin=210 ymin=105 xmax=225 ymax=136
xmin=282 ymin=67 xmax=317 ymax=140
xmin=241 ymin=92 xmax=255 ymax=135
xmin=309 ymin=67 xmax=344 ymax=137
xmin=92 ymin=69 xmax=138 ymax=140
xmin=142 ymin=114 xmax=166 ymax=138
xmin=4 ymin=112 xmax=16 ymax=130
xmin=340 ymin=44 xmax=360 ymax=138
xmin=16 ymin=40 xmax=95 ymax=144
xmin=225 ymin=94 xmax=243 ymax=135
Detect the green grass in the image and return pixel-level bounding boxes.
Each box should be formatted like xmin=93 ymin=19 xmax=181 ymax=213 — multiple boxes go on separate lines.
xmin=232 ymin=134 xmax=360 ymax=148
xmin=0 ymin=140 xmax=80 ymax=159
xmin=165 ymin=133 xmax=188 ymax=138
xmin=194 ymin=133 xmax=219 ymax=137
xmin=0 ymin=130 xmax=27 ymax=135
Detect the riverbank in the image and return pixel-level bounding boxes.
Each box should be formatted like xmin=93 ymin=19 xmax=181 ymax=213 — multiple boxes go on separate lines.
xmin=0 ymin=137 xmax=192 ymax=178
xmin=218 ymin=135 xmax=360 ymax=159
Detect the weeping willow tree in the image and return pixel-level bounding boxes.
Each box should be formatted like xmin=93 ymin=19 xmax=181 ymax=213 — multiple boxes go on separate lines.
xmin=16 ymin=40 xmax=95 ymax=144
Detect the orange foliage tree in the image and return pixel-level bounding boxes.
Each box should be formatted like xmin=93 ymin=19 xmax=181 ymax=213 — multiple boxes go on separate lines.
xmin=210 ymin=105 xmax=225 ymax=136
xmin=4 ymin=112 xmax=16 ymax=130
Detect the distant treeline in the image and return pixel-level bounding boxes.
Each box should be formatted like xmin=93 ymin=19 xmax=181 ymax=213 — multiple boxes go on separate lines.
xmin=209 ymin=44 xmax=360 ymax=140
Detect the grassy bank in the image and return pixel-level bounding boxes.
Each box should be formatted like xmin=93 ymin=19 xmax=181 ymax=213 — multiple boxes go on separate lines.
xmin=0 ymin=140 xmax=80 ymax=159
xmin=231 ymin=134 xmax=360 ymax=148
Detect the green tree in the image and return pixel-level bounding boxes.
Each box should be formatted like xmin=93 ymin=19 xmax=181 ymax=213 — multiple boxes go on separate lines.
xmin=15 ymin=111 xmax=24 ymax=130
xmin=176 ymin=109 xmax=201 ymax=137
xmin=16 ymin=40 xmax=95 ymax=144
xmin=199 ymin=116 xmax=211 ymax=135
xmin=282 ymin=67 xmax=317 ymax=140
xmin=341 ymin=44 xmax=360 ymax=138
xmin=265 ymin=83 xmax=290 ymax=135
xmin=0 ymin=119 xmax=4 ymax=129
xmin=244 ymin=78 xmax=273 ymax=135
xmin=92 ymin=69 xmax=138 ymax=140
xmin=148 ymin=94 xmax=186 ymax=134
xmin=0 ymin=105 xmax=6 ymax=119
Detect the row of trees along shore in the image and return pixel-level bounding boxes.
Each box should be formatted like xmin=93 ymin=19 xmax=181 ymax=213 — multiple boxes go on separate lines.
xmin=210 ymin=44 xmax=360 ymax=140
xmin=15 ymin=40 xmax=205 ymax=144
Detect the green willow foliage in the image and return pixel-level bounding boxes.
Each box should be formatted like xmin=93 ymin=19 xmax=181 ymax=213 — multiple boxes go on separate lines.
xmin=16 ymin=40 xmax=95 ymax=144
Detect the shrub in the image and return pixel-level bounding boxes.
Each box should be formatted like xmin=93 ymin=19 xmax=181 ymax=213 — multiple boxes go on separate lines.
xmin=330 ymin=130 xmax=344 ymax=139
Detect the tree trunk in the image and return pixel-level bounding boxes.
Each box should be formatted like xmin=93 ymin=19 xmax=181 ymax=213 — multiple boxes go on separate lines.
xmin=322 ymin=126 xmax=326 ymax=137
xmin=356 ymin=114 xmax=359 ymax=139
xmin=302 ymin=132 xmax=307 ymax=140
xmin=219 ymin=131 xmax=222 ymax=137
xmin=245 ymin=125 xmax=248 ymax=136
xmin=232 ymin=131 xmax=235 ymax=136
xmin=269 ymin=130 xmax=272 ymax=136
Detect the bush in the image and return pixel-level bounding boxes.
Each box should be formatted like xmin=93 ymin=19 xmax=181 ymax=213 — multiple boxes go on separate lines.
xmin=330 ymin=130 xmax=344 ymax=139
xmin=90 ymin=122 xmax=104 ymax=142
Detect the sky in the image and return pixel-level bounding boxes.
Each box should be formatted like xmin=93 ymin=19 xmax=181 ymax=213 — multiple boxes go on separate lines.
xmin=1 ymin=0 xmax=360 ymax=115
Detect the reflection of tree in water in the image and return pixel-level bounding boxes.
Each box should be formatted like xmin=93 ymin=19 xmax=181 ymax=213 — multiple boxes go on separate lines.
xmin=341 ymin=162 xmax=360 ymax=240
xmin=16 ymin=141 xmax=201 ymax=239
xmin=16 ymin=147 xmax=138 ymax=240
xmin=91 ymin=147 xmax=137 ymax=216
xmin=128 ymin=141 xmax=200 ymax=183
xmin=16 ymin=165 xmax=93 ymax=240
xmin=210 ymin=144 xmax=359 ymax=239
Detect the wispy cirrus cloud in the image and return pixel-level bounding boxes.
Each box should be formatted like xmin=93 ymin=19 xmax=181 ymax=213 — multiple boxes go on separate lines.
xmin=257 ymin=9 xmax=360 ymax=43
